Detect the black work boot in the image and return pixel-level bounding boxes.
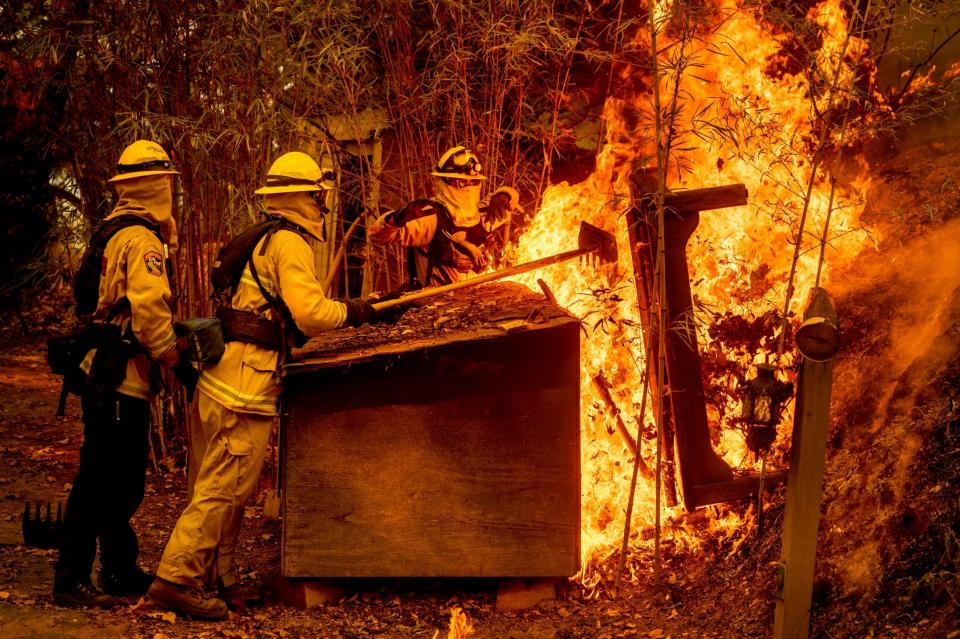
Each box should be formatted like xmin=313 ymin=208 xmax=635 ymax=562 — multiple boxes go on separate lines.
xmin=52 ymin=581 xmax=119 ymax=609
xmin=148 ymin=577 xmax=228 ymax=620
xmin=98 ymin=566 xmax=155 ymax=597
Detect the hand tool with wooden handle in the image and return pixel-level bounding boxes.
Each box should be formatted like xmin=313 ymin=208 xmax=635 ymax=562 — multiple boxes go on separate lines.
xmin=371 ymin=221 xmax=618 ymax=311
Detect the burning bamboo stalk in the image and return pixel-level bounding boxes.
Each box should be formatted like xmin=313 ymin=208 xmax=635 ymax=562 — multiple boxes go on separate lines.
xmin=648 ymin=0 xmax=676 ymax=584
xmin=816 ymin=2 xmax=876 ymax=287
xmin=591 ymin=372 xmax=647 ymax=474
xmin=775 ymin=0 xmax=872 ymax=361
xmin=614 ymin=346 xmax=651 ymax=592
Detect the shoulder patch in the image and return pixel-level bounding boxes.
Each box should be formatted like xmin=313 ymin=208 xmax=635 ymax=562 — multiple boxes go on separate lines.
xmin=144 ymin=251 xmax=165 ymax=276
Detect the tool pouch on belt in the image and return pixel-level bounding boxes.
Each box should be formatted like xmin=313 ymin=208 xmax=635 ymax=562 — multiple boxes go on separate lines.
xmin=277 ymin=303 xmax=310 ymax=350
xmin=218 ymin=308 xmax=283 ymax=351
xmin=46 ymin=324 xmax=100 ymax=398
xmin=174 ymin=317 xmax=225 ymax=363
xmin=47 ymin=298 xmax=137 ymax=416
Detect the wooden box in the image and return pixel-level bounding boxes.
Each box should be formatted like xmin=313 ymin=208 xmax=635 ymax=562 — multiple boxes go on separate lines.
xmin=280 ymin=283 xmax=581 ymax=577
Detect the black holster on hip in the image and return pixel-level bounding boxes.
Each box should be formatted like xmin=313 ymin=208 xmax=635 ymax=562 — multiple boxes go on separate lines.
xmin=218 ymin=308 xmax=282 ymax=351
xmin=87 ymin=323 xmax=135 ymax=401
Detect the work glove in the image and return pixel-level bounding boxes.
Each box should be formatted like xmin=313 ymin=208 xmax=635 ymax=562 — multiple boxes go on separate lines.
xmin=171 ymin=349 xmax=200 ymax=402
xmin=482 ymin=186 xmax=521 ymax=232
xmin=341 ymin=298 xmax=377 ymax=327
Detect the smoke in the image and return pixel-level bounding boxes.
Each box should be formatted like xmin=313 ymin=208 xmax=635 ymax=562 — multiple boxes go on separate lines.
xmin=831 ymin=216 xmax=960 ymax=379
xmin=823 ymin=214 xmax=960 ymax=596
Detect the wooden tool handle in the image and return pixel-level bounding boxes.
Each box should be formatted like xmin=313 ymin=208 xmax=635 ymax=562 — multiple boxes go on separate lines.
xmin=371 ymin=247 xmax=589 ymax=311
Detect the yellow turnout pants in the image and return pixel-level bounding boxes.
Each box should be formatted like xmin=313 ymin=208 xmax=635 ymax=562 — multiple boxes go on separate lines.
xmin=156 ymin=394 xmax=272 ymax=588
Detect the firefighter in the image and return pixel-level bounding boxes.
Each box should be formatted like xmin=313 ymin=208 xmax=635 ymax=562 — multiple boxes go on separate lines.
xmin=148 ymin=151 xmax=376 ymax=619
xmin=369 ymin=145 xmax=522 ymax=288
xmin=53 ymin=140 xmax=182 ymax=608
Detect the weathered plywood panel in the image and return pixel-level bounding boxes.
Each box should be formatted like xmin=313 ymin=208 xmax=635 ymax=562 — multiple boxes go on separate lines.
xmin=282 ymin=318 xmax=580 ymax=578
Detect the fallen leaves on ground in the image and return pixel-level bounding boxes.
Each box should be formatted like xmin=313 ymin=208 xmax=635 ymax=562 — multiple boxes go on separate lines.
xmin=145 ymin=610 xmax=177 ymax=624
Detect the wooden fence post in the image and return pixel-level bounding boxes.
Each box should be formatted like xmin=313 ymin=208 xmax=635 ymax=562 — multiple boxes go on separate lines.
xmin=774 ymin=287 xmax=840 ymax=638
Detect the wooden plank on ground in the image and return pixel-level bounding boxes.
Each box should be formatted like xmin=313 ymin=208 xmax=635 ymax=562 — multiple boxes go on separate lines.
xmin=689 ymin=471 xmax=786 ymax=506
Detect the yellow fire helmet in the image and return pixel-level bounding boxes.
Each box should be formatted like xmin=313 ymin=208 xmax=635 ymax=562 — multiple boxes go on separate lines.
xmin=108 ymin=140 xmax=180 ymax=182
xmin=430 ymin=145 xmax=485 ymax=181
xmin=254 ymin=151 xmax=336 ymax=195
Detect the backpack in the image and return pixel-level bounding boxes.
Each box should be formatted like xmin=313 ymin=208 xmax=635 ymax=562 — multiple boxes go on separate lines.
xmin=210 ymin=218 xmax=284 ymax=301
xmin=47 ymin=214 xmax=164 ymax=416
xmin=210 ymin=214 xmax=310 ymax=350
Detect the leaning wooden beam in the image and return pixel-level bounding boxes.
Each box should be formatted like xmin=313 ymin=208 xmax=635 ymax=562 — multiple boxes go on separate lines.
xmin=774 ymin=287 xmax=839 ymax=639
xmin=662 ymin=183 xmax=748 ymax=212
xmin=628 ymin=174 xmax=749 ymax=510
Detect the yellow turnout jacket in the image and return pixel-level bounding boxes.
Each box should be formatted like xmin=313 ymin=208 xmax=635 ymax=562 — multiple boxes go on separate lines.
xmin=196 ymin=201 xmax=348 ymax=416
xmin=80 ymin=178 xmax=179 ymax=401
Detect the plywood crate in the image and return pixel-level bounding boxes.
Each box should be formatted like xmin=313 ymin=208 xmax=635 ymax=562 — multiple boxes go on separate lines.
xmin=281 ymin=283 xmax=581 ymax=577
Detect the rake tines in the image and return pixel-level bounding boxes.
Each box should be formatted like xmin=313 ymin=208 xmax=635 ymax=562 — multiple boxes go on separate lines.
xmin=22 ymin=501 xmax=64 ymax=549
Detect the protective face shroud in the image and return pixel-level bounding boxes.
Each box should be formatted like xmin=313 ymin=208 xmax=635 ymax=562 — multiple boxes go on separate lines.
xmin=430 ymin=146 xmax=486 ymax=181
xmin=108 ymin=140 xmax=180 ymax=183
xmin=434 ymin=177 xmax=482 ymax=227
xmin=110 ymin=174 xmax=178 ymax=250
xmin=255 ymin=151 xmax=336 ymax=195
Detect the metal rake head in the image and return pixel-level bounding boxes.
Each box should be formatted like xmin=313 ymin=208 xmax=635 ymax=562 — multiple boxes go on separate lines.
xmin=22 ymin=501 xmax=63 ymax=549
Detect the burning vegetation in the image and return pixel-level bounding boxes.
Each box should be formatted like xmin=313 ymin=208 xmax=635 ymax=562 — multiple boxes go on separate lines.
xmin=1 ymin=0 xmax=959 ymax=637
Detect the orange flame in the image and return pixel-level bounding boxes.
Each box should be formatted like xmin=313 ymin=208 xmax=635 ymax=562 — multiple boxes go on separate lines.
xmin=508 ymin=0 xmax=877 ymax=582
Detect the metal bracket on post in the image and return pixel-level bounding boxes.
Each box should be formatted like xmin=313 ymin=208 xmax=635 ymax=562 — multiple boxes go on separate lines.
xmin=773 ymin=287 xmax=839 ymax=639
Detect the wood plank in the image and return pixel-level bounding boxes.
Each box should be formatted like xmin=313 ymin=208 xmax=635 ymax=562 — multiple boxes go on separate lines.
xmin=774 ymin=289 xmax=837 ymax=639
xmin=281 ymin=320 xmax=581 ymax=577
xmin=496 ymin=578 xmax=558 ymax=610
xmin=629 ymin=172 xmax=748 ymax=214
xmin=663 ymin=183 xmax=748 ymax=212
xmin=689 ymin=472 xmax=786 ymax=507
xmin=626 ymin=200 xmax=734 ymax=511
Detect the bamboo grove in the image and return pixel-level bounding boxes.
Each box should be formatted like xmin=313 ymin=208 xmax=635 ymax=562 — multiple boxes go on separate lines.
xmin=2 ymin=0 xmax=958 ymax=355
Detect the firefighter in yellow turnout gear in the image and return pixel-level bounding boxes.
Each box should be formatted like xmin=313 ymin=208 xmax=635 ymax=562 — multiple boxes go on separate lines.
xmin=369 ymin=145 xmax=523 ymax=288
xmin=149 ymin=151 xmax=376 ymax=620
xmin=54 ymin=140 xmax=182 ymax=608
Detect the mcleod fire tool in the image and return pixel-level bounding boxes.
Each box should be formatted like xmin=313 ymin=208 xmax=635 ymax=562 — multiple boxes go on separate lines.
xmin=371 ymin=220 xmax=617 ymax=312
